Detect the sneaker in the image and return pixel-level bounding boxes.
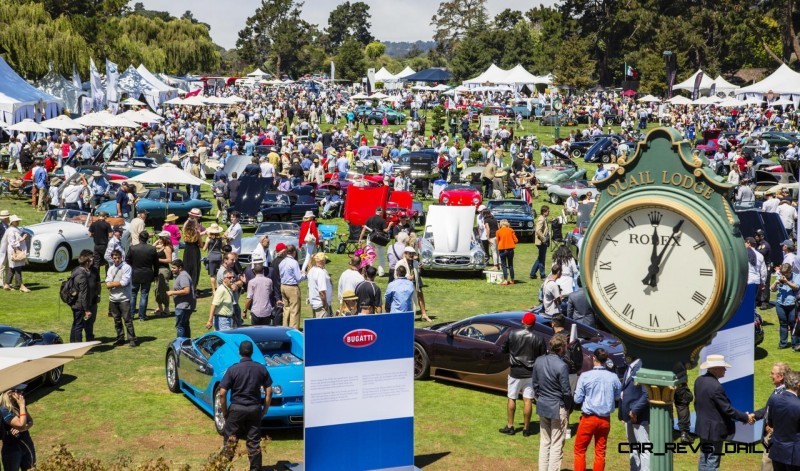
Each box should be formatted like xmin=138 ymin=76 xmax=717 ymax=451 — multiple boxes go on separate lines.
xmin=522 ymin=428 xmax=533 ymax=437
xmin=565 ymin=428 xmax=572 ymax=440
xmin=377 ymin=266 xmax=385 ymax=277
xmin=498 ymin=426 xmax=515 ymax=435
xmin=778 ymin=344 xmax=790 ymax=349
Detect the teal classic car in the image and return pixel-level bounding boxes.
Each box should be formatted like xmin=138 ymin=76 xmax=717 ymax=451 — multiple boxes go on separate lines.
xmin=94 ymin=188 xmax=212 ymax=219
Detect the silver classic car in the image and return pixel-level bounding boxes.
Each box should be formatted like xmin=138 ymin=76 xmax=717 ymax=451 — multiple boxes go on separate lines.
xmin=419 ymin=205 xmax=486 ymax=272
xmin=23 ymin=209 xmax=128 ymax=272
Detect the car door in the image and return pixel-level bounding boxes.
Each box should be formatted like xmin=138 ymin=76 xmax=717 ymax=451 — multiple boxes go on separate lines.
xmin=171 ymin=190 xmax=189 ymax=216
xmin=431 ymin=321 xmax=508 ymax=375
xmin=179 ymin=335 xmax=225 ymax=395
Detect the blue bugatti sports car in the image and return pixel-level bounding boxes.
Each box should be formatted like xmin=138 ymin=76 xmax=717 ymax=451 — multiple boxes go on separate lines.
xmin=165 ymin=327 xmax=304 ymax=433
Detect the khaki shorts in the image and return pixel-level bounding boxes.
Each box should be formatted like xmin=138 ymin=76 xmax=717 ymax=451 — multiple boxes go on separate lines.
xmin=508 ymin=376 xmax=534 ymax=400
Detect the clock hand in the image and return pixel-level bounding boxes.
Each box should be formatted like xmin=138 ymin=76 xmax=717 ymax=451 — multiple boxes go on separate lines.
xmin=646 ymin=219 xmax=684 ymax=287
xmin=641 ymin=224 xmax=660 ymax=285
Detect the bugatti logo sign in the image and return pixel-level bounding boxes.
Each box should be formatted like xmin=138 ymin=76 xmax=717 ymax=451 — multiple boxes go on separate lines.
xmin=343 ymin=329 xmax=377 ymax=348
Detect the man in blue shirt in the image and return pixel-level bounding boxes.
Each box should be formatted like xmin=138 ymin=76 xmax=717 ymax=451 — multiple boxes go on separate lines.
xmin=133 ymin=136 xmax=147 ymax=157
xmin=32 ymin=158 xmax=48 ymax=210
xmin=594 ymin=163 xmax=610 ymax=181
xmin=89 ymin=171 xmax=109 ymax=209
xmin=278 ymin=245 xmax=305 ymax=329
xmin=116 ymin=183 xmax=132 ymax=220
xmin=384 ymin=266 xmax=414 ymax=312
xmin=573 ymin=348 xmax=621 ymax=471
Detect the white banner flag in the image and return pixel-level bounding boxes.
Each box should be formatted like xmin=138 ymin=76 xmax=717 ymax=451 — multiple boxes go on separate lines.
xmin=330 ymin=61 xmax=335 ymax=83
xmin=89 ymin=58 xmax=105 ymax=112
xmin=105 ymin=59 xmax=119 ymax=107
xmin=72 ymin=63 xmax=82 ymax=89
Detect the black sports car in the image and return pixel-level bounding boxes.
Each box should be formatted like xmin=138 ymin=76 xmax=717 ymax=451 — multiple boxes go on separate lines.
xmin=413 ymin=311 xmax=626 ymax=393
xmin=0 ymin=325 xmax=65 ymax=386
xmin=223 ymin=176 xmax=319 ymax=225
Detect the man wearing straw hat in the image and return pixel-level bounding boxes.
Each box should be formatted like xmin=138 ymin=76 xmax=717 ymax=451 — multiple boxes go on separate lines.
xmin=694 ymin=354 xmax=755 ymax=470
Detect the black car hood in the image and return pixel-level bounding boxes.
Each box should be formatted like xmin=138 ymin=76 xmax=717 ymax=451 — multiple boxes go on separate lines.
xmin=234 ymin=177 xmax=271 ymax=216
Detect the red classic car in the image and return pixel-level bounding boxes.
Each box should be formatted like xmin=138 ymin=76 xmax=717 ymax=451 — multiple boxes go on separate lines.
xmin=439 ymin=183 xmax=483 ymax=207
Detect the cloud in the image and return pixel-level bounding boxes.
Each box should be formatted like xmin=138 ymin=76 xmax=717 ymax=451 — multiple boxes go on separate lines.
xmin=137 ymin=0 xmax=556 ymax=49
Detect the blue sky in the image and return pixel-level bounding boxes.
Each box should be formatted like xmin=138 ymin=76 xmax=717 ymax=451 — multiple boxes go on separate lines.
xmin=137 ymin=0 xmax=558 ymax=49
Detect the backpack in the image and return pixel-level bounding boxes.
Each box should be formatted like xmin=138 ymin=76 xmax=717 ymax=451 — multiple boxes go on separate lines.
xmin=565 ymin=338 xmax=584 ymax=375
xmin=60 ymin=271 xmax=79 ymax=306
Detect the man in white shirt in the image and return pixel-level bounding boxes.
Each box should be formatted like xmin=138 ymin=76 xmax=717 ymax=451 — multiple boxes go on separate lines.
xmin=105 ymin=249 xmax=136 ymax=347
xmin=776 ymin=199 xmax=797 ymax=234
xmin=129 ymin=209 xmax=147 ymax=245
xmin=565 ymin=192 xmax=580 ymax=221
xmin=225 ymin=211 xmax=243 ymax=254
xmin=306 ymin=252 xmax=333 ymax=318
xmin=763 ymin=193 xmax=780 ymax=213
xmin=61 ymin=179 xmax=86 ymax=210
xmin=337 ymin=255 xmax=365 ymax=304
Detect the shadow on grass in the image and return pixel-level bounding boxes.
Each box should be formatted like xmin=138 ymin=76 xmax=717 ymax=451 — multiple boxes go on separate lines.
xmin=755 ymin=346 xmax=769 ymax=360
xmin=415 ymin=451 xmax=451 ymax=468
xmin=24 ymin=374 xmax=78 ymax=405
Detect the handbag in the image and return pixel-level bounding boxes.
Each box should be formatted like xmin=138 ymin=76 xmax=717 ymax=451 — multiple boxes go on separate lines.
xmin=11 ymin=249 xmax=27 ymax=263
xmin=370 ymin=231 xmax=391 ymax=247
xmin=270 ymin=305 xmax=284 ymax=326
xmin=304 ymin=232 xmax=316 ymax=244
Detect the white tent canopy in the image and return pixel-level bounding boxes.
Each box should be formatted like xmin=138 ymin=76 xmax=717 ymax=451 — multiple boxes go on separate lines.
xmin=0 ymin=56 xmax=63 ymax=125
xmin=667 ymin=95 xmax=693 ymax=105
xmin=246 ymin=68 xmax=270 ymax=77
xmin=464 ymin=64 xmax=509 ymax=85
xmin=0 ymin=342 xmax=98 ymax=391
xmin=717 ymin=97 xmax=746 ymax=107
xmin=136 ymin=65 xmax=179 ymax=105
xmin=673 ymin=70 xmax=715 ymax=91
xmin=638 ymin=95 xmax=661 ymax=102
xmin=8 ymin=119 xmax=50 ymax=133
xmin=737 ymin=64 xmax=800 ymax=99
xmin=374 ymin=67 xmax=395 ymax=82
xmin=711 ymin=75 xmax=738 ymax=93
xmin=39 ymin=115 xmax=84 ymax=130
xmin=463 ymin=63 xmax=552 ymax=87
xmin=128 ymin=165 xmax=209 ymax=186
xmin=394 ymin=66 xmax=416 ymax=80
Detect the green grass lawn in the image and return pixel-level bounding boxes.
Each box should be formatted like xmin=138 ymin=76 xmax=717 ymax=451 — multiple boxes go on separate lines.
xmin=0 ymin=120 xmax=780 ymax=469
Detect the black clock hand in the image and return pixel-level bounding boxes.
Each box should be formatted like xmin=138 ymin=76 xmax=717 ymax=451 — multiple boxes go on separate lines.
xmin=645 ymin=219 xmax=684 ymax=287
xmin=641 ymin=225 xmax=660 ymax=285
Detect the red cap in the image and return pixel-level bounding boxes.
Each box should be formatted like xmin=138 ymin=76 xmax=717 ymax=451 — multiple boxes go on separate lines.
xmin=522 ymin=312 xmax=536 ymax=326
xmin=275 ymin=243 xmax=288 ymax=253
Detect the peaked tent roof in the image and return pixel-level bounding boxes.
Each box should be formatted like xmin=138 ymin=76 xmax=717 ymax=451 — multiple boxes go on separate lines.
xmin=0 ymin=56 xmax=63 ymax=124
xmin=736 ymin=64 xmax=800 ymax=95
xmin=464 ymin=64 xmax=509 ymax=84
xmin=136 ymin=65 xmax=178 ymax=93
xmin=117 ymin=66 xmax=161 ymax=109
xmin=712 ymin=75 xmax=738 ymax=93
xmin=374 ymin=67 xmax=395 ymax=81
xmin=403 ymin=68 xmax=452 ymax=83
xmin=246 ymin=68 xmax=269 ymax=77
xmin=35 ymin=69 xmax=87 ymax=114
xmin=394 ymin=66 xmax=416 ymax=79
xmin=673 ymin=70 xmax=715 ymax=91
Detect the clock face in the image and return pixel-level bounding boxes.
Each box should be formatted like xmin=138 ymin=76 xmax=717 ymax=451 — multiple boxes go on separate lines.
xmin=584 ymin=200 xmax=722 ymax=342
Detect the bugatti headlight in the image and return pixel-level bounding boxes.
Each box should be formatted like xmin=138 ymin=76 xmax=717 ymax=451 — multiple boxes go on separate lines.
xmin=272 ymin=385 xmax=283 ymax=395
xmin=442 ymin=196 xmax=449 ymax=204
xmin=256 ymin=212 xmax=264 ymax=223
xmin=527 ymin=221 xmax=534 ymax=228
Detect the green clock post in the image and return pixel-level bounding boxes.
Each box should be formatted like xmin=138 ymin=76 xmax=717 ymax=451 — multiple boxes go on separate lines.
xmin=579 ymin=128 xmax=748 ymax=471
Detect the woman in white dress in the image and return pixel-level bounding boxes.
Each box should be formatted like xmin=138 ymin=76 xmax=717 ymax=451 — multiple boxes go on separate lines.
xmin=4 ymin=215 xmax=29 ymax=292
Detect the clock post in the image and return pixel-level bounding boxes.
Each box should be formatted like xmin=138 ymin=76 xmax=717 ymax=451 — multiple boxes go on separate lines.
xmin=579 ymin=128 xmax=748 ymax=471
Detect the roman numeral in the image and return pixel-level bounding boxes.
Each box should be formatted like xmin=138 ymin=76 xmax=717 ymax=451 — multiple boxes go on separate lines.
xmin=693 ymin=241 xmax=707 ymax=250
xmin=604 ymin=283 xmax=618 ymax=299
xmin=622 ymin=303 xmax=635 ymax=318
xmin=623 ymin=216 xmax=636 ymax=229
xmin=605 ymin=236 xmax=618 ymax=246
xmin=677 ymin=311 xmax=686 ymax=322
xmin=699 ymin=268 xmax=713 ymax=277
xmin=650 ymin=314 xmax=659 ymax=327
xmin=599 ymin=261 xmax=612 ymax=270
xmin=692 ymin=291 xmax=707 ymax=305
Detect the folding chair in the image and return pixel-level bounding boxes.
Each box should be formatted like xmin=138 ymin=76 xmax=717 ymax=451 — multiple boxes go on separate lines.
xmin=317 ymin=224 xmax=339 ymax=253
xmin=551 ymin=216 xmax=566 ymax=251
xmin=336 ymin=224 xmax=363 ymax=254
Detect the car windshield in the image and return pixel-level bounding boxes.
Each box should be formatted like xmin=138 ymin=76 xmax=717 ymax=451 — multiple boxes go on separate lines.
xmin=255 ymin=222 xmax=299 ymax=235
xmin=42 ymin=209 xmax=90 ymax=223
xmin=263 ymin=194 xmax=290 ymax=205
xmin=0 ymin=330 xmax=25 ymax=348
xmin=489 ymin=202 xmax=529 ymax=213
xmin=444 ymin=184 xmax=476 ymax=191
xmin=146 ymin=189 xmax=169 ymax=200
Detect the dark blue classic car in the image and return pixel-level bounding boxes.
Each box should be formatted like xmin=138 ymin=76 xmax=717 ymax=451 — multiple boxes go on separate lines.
xmin=0 ymin=325 xmax=64 ymax=386
xmin=486 ymin=200 xmax=535 ymax=241
xmin=165 ymin=327 xmax=305 ymax=432
xmin=223 ymin=176 xmax=319 ymax=225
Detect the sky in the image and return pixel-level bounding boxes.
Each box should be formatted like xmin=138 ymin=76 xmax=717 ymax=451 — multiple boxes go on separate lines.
xmin=137 ymin=0 xmax=558 ymax=50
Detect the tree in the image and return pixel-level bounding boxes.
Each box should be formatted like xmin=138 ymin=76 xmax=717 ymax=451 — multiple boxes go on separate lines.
xmin=430 ymin=0 xmax=488 ymax=58
xmin=494 ymin=8 xmax=523 ymax=29
xmin=552 ymin=35 xmax=596 ymax=89
xmin=450 ymin=30 xmax=494 ymax=80
xmin=364 ymin=41 xmax=385 ymax=61
xmin=326 ymin=2 xmax=374 ymax=51
xmin=236 ymin=0 xmax=311 ymax=77
xmin=335 ymin=37 xmax=365 ymax=81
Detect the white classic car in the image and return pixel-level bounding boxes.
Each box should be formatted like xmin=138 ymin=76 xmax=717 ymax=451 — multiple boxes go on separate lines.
xmin=237 ymin=222 xmax=300 ymax=266
xmin=23 ymin=209 xmax=127 ymax=272
xmin=419 ymin=205 xmax=486 ymax=272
